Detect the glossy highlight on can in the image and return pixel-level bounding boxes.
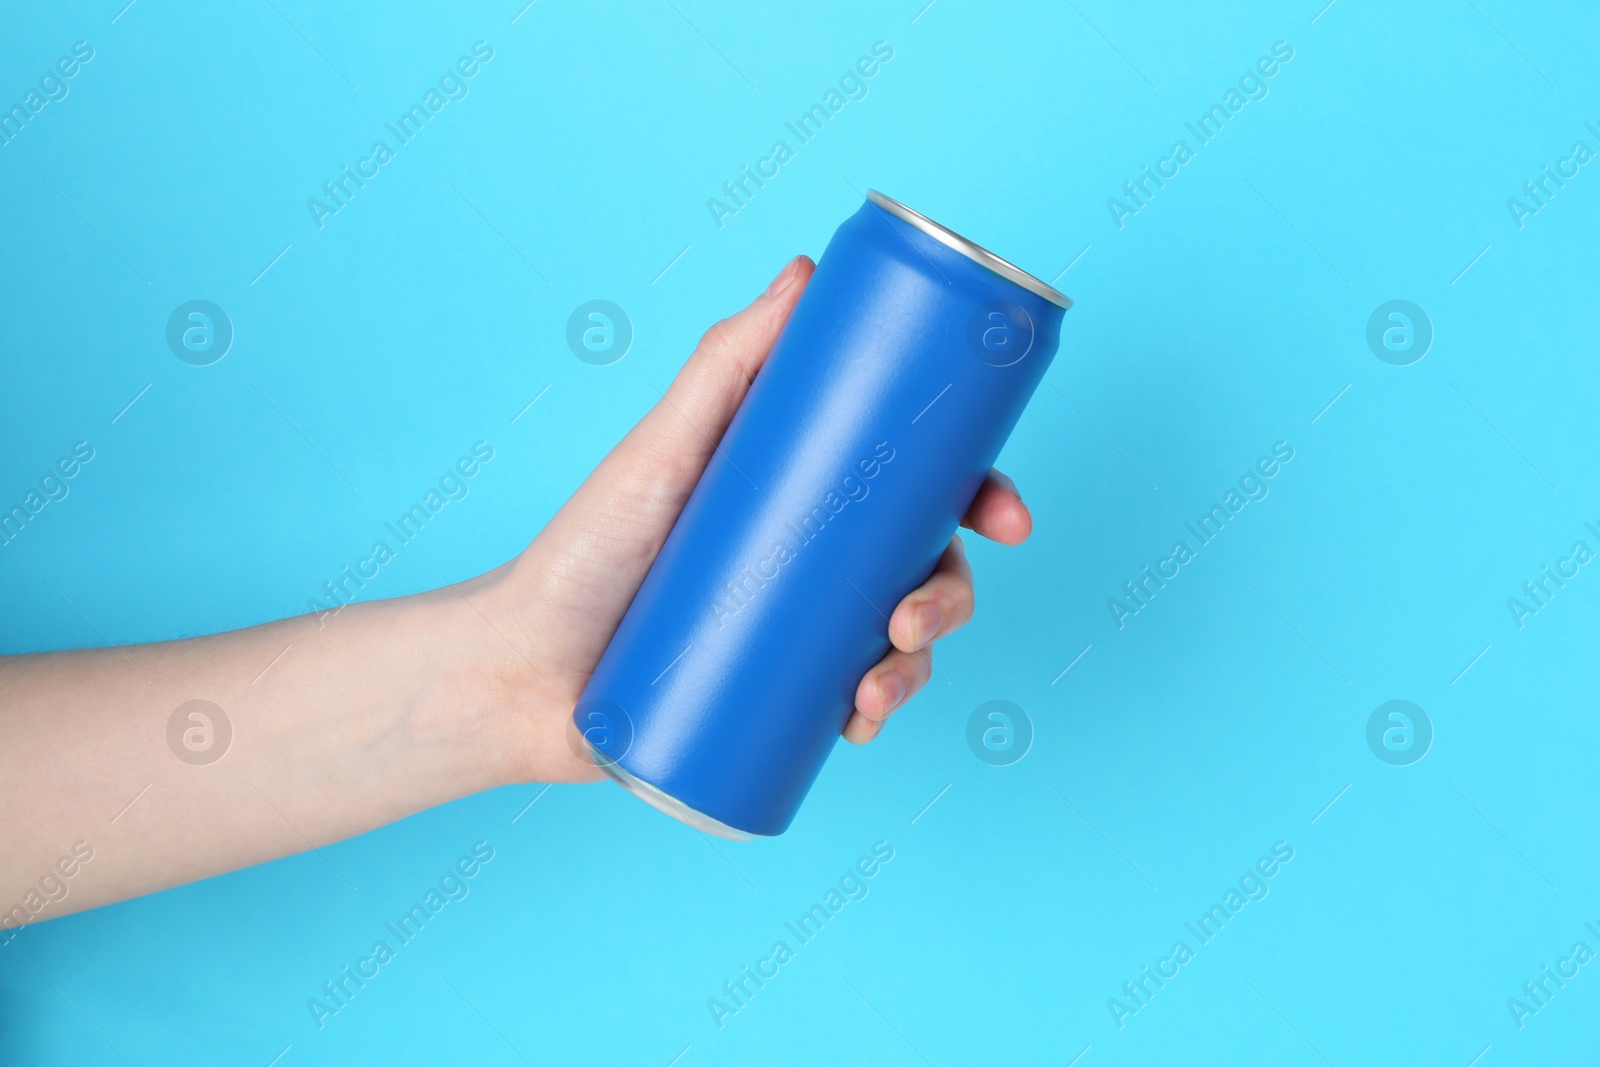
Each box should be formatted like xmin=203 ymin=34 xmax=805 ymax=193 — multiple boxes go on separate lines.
xmin=575 ymin=191 xmax=1070 ymax=838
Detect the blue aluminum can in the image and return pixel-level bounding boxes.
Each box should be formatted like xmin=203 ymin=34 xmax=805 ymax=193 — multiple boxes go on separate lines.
xmin=575 ymin=191 xmax=1070 ymax=838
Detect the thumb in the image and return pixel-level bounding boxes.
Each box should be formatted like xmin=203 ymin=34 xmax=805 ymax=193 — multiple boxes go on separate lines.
xmin=639 ymin=254 xmax=814 ymax=484
xmin=548 ymin=255 xmax=814 ymax=554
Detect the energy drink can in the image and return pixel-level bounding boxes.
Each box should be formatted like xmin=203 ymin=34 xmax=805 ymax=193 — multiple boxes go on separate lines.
xmin=575 ymin=190 xmax=1070 ymax=838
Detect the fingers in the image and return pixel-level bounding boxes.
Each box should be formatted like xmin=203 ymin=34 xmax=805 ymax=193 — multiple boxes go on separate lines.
xmin=960 ymin=468 xmax=1032 ymax=546
xmin=888 ymin=536 xmax=973 ymax=654
xmin=844 ymin=535 xmax=970 ymax=745
xmin=845 ymin=471 xmax=1033 ymax=745
xmin=855 ymin=647 xmax=932 ymax=720
xmin=845 ymin=647 xmax=932 ymax=744
xmin=882 ymin=470 xmax=1030 ymax=657
xmin=843 ymin=713 xmax=883 ymax=744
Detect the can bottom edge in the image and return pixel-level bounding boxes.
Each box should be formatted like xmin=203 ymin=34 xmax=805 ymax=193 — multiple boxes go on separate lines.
xmin=586 ymin=743 xmax=762 ymax=842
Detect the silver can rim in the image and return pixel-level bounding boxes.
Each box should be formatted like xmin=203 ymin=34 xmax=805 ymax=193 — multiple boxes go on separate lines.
xmin=867 ymin=190 xmax=1073 ymax=311
xmin=586 ymin=739 xmax=759 ymax=841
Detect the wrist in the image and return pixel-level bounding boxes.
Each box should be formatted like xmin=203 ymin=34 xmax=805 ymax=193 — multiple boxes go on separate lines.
xmin=430 ymin=575 xmax=598 ymax=791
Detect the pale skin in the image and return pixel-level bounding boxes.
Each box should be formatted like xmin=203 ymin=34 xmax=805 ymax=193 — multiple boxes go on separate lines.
xmin=0 ymin=255 xmax=1033 ymax=922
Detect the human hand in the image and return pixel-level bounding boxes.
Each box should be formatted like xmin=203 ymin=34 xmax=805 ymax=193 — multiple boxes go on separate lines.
xmin=473 ymin=254 xmax=1033 ymax=782
xmin=0 ymin=254 xmax=1033 ymax=918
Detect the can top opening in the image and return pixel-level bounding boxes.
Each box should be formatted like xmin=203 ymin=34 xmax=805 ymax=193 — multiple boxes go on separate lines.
xmin=866 ymin=190 xmax=1073 ymax=310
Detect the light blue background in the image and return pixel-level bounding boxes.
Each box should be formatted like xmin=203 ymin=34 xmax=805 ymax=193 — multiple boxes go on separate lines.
xmin=3 ymin=0 xmax=1597 ymax=1063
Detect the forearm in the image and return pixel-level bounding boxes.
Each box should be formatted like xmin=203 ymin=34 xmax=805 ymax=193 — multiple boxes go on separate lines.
xmin=0 ymin=586 xmax=524 ymax=923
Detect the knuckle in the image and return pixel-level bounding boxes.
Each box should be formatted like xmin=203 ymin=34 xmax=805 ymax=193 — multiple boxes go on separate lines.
xmin=953 ymin=580 xmax=976 ymax=625
xmin=695 ymin=316 xmax=739 ymax=358
xmin=934 ymin=574 xmax=974 ymax=627
xmin=888 ymin=606 xmax=917 ymax=649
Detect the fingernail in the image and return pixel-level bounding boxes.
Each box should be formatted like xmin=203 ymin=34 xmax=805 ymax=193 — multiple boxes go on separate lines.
xmin=765 ymin=256 xmax=800 ymax=297
xmin=913 ymin=602 xmax=943 ymax=651
xmin=880 ymin=673 xmax=907 ymax=715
